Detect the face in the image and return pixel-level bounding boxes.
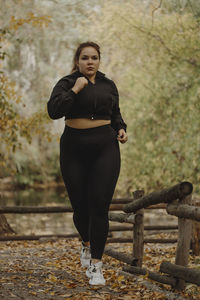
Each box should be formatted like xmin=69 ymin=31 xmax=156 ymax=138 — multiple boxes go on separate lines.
xmin=77 ymin=46 xmax=100 ymax=79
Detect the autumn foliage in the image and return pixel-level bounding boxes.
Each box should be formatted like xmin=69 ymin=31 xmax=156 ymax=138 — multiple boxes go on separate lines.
xmin=1 ymin=0 xmax=200 ymax=193
xmin=0 ymin=11 xmax=51 ymax=173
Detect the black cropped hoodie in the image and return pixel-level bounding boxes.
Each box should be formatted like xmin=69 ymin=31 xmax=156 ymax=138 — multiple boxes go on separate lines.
xmin=47 ymin=70 xmax=127 ymax=132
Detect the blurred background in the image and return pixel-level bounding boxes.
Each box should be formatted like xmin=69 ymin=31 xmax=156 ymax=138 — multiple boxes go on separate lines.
xmin=0 ymin=0 xmax=199 ymax=234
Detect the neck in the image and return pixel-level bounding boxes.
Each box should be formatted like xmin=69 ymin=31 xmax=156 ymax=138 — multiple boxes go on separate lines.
xmin=77 ymin=70 xmax=97 ymax=83
xmin=87 ymin=73 xmax=96 ymax=83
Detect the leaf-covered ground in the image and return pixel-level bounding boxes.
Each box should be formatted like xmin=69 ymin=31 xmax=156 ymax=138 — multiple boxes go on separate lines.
xmin=0 ymin=236 xmax=200 ymax=299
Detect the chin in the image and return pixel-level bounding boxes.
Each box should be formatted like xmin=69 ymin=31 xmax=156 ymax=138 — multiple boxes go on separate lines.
xmin=86 ymin=71 xmax=96 ymax=76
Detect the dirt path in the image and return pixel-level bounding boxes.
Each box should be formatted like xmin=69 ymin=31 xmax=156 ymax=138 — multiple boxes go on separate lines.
xmin=0 ymin=238 xmax=198 ymax=299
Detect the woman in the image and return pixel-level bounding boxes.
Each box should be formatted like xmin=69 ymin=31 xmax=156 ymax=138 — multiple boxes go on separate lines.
xmin=47 ymin=41 xmax=128 ymax=285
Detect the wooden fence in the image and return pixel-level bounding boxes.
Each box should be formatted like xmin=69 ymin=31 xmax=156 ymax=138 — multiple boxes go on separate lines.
xmin=1 ymin=181 xmax=200 ymax=290
xmin=0 ymin=199 xmax=179 ymax=242
xmin=105 ymin=181 xmax=200 ymax=290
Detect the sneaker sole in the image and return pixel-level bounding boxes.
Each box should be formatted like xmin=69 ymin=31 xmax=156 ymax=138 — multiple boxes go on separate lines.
xmin=89 ymin=278 xmax=106 ymax=285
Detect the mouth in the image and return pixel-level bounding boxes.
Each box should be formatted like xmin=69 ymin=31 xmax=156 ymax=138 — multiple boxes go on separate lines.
xmin=87 ymin=67 xmax=94 ymax=71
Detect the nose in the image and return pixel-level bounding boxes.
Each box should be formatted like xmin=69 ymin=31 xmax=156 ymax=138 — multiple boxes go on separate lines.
xmin=88 ymin=58 xmax=93 ymax=64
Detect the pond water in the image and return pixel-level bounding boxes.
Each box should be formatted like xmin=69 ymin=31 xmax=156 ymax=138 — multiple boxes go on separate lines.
xmin=1 ymin=187 xmax=178 ymax=238
xmin=1 ymin=187 xmax=76 ymax=236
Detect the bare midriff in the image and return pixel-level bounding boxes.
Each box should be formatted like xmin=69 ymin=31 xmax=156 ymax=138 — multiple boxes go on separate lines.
xmin=65 ymin=118 xmax=111 ymax=129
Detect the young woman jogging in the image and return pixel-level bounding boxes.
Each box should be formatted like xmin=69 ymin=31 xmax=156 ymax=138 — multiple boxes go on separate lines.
xmin=47 ymin=41 xmax=128 ymax=285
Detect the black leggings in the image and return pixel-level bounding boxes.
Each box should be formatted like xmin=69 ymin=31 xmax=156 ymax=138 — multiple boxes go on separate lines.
xmin=60 ymin=124 xmax=120 ymax=259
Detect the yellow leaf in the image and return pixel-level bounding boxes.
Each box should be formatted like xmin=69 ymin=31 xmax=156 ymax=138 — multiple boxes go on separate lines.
xmin=48 ymin=275 xmax=57 ymax=282
xmin=117 ymin=275 xmax=125 ymax=282
xmin=30 ymin=291 xmax=36 ymax=295
xmin=143 ymin=270 xmax=149 ymax=279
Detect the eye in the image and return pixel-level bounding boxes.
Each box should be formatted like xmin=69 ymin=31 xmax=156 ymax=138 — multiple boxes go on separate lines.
xmin=81 ymin=56 xmax=88 ymax=60
xmin=92 ymin=56 xmax=98 ymax=60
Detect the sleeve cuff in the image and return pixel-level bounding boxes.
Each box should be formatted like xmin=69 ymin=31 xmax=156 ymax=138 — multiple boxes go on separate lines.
xmin=69 ymin=89 xmax=77 ymax=97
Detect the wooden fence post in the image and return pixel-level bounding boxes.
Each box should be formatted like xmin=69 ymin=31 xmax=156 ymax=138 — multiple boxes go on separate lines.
xmin=191 ymin=196 xmax=200 ymax=256
xmin=133 ymin=190 xmax=144 ymax=267
xmin=191 ymin=221 xmax=200 ymax=256
xmin=175 ymin=194 xmax=193 ymax=290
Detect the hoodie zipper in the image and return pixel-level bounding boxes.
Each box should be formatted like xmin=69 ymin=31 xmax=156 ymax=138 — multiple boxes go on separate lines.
xmin=91 ymin=82 xmax=96 ymax=120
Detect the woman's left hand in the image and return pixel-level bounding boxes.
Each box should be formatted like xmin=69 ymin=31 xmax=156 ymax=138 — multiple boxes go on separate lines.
xmin=117 ymin=129 xmax=128 ymax=144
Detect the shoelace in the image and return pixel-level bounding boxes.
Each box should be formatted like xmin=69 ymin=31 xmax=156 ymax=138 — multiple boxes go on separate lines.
xmin=90 ymin=263 xmax=103 ymax=274
xmin=92 ymin=266 xmax=97 ymax=273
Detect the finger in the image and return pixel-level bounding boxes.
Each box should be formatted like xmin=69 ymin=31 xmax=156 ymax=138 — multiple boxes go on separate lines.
xmin=118 ymin=136 xmax=128 ymax=143
xmin=117 ymin=137 xmax=125 ymax=142
xmin=117 ymin=133 xmax=124 ymax=138
xmin=117 ymin=136 xmax=123 ymax=141
xmin=120 ymin=139 xmax=127 ymax=144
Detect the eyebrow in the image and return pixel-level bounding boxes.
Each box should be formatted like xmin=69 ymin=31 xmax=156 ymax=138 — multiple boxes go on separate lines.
xmin=81 ymin=55 xmax=98 ymax=57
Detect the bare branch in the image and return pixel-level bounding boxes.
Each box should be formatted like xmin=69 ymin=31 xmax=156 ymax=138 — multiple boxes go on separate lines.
xmin=187 ymin=0 xmax=195 ymax=16
xmin=118 ymin=14 xmax=199 ymax=68
xmin=151 ymin=0 xmax=163 ymax=29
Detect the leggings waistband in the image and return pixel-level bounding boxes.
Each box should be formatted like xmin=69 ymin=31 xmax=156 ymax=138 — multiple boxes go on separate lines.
xmin=64 ymin=124 xmax=112 ymax=134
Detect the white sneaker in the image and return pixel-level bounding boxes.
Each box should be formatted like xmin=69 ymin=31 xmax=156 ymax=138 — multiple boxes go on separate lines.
xmin=86 ymin=261 xmax=106 ymax=285
xmin=80 ymin=242 xmax=91 ymax=267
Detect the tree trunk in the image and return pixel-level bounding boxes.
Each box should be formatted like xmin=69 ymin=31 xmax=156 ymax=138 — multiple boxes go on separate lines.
xmin=0 ymin=214 xmax=15 ymax=235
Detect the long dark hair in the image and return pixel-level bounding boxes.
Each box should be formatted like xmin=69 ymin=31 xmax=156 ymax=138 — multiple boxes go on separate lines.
xmin=71 ymin=41 xmax=101 ymax=73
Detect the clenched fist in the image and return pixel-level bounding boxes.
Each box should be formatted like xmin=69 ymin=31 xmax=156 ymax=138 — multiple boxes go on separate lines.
xmin=72 ymin=77 xmax=88 ymax=94
xmin=117 ymin=129 xmax=128 ymax=144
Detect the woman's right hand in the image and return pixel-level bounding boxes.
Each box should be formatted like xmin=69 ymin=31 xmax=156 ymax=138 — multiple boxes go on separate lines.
xmin=72 ymin=77 xmax=88 ymax=94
